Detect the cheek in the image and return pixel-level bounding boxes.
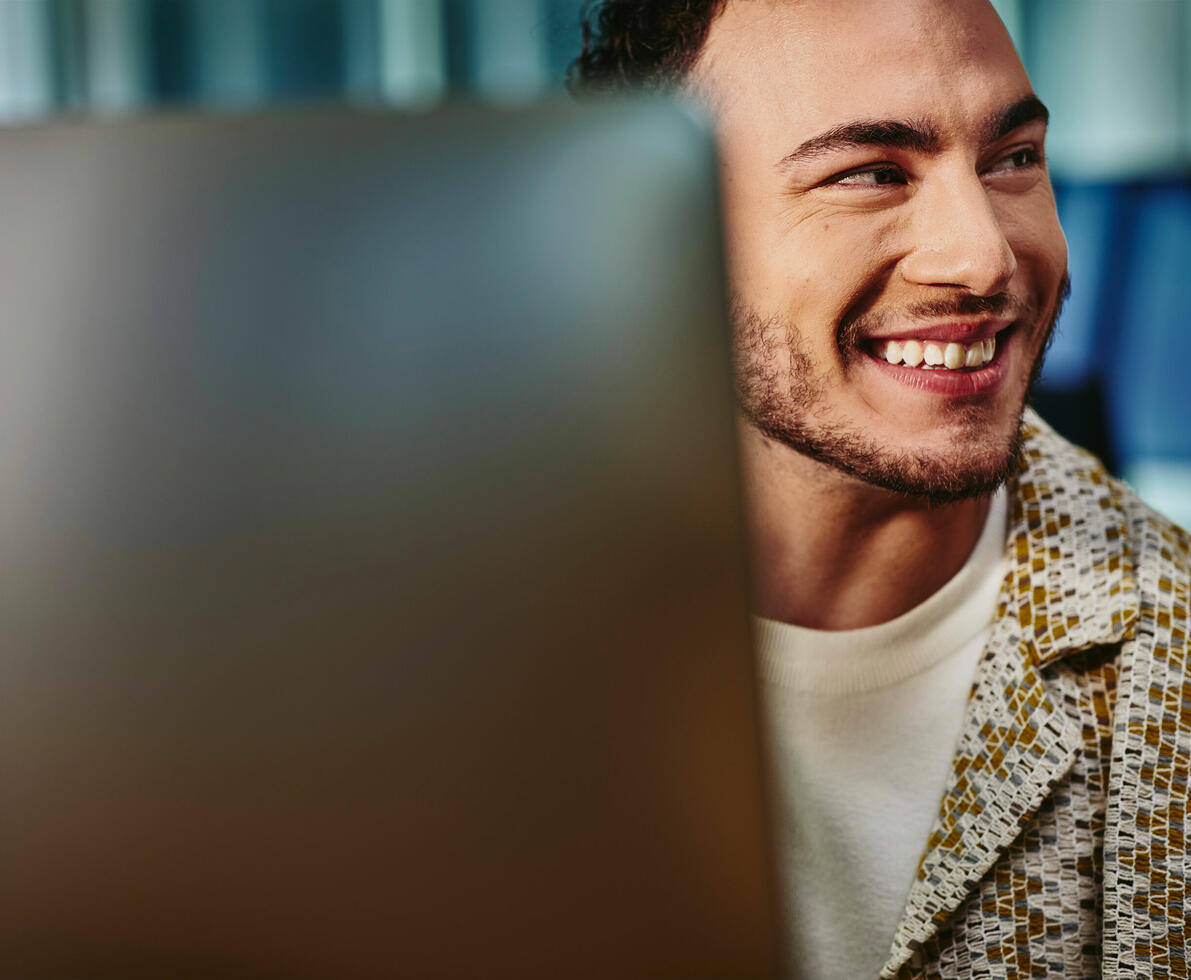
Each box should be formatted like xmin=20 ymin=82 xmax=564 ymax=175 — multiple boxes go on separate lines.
xmin=717 ymin=200 xmax=768 ymax=295
xmin=1046 ymin=220 xmax=1069 ymax=279
xmin=999 ymin=195 xmax=1068 ymax=277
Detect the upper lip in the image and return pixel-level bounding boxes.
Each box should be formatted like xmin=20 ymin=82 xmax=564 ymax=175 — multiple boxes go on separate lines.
xmin=863 ymin=318 xmax=1014 ymax=344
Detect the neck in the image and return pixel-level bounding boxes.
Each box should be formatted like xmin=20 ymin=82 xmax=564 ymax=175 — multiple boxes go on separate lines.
xmin=739 ymin=420 xmax=993 ymax=631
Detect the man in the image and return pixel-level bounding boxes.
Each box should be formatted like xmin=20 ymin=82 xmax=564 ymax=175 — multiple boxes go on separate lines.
xmin=572 ymin=2 xmax=1190 ymax=978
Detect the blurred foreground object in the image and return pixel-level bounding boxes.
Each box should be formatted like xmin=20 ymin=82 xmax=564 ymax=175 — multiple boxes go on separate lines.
xmin=0 ymin=102 xmax=778 ymax=978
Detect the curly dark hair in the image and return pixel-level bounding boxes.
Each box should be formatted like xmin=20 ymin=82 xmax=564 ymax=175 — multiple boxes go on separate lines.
xmin=567 ymin=0 xmax=728 ymax=95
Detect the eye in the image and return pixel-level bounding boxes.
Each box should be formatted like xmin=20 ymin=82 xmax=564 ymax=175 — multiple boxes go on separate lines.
xmin=829 ymin=165 xmax=907 ymax=188
xmin=987 ymin=146 xmax=1042 ymax=175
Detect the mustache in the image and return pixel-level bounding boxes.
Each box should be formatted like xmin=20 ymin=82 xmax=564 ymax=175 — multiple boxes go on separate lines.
xmin=840 ymin=292 xmax=1033 ymax=351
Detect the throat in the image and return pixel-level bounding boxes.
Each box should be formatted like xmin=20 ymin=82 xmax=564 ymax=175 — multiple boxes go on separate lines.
xmin=745 ymin=479 xmax=993 ymax=630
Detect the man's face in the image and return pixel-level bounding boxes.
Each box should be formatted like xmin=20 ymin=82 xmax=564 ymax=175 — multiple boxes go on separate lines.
xmin=694 ymin=0 xmax=1069 ymax=501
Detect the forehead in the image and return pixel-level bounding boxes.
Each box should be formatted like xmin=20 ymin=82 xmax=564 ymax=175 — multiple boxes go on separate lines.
xmin=693 ymin=0 xmax=1032 ymax=145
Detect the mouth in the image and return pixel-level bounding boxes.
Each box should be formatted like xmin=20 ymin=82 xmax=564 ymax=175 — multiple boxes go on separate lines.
xmin=863 ymin=334 xmax=1000 ymax=371
xmin=857 ymin=322 xmax=1018 ymax=396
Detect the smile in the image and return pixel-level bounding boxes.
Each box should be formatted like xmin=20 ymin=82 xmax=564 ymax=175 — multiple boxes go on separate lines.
xmin=876 ymin=336 xmax=995 ymax=371
xmin=857 ymin=324 xmax=1017 ymax=397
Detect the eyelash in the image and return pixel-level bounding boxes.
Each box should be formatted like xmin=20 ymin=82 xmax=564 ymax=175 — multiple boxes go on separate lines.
xmin=990 ymin=147 xmax=1043 ymax=172
xmin=827 ymin=146 xmax=1043 ymax=188
xmin=831 ymin=165 xmax=905 ymax=187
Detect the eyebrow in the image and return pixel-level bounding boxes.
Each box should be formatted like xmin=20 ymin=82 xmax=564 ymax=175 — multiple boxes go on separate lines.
xmin=774 ymin=94 xmax=1050 ymax=174
xmin=984 ymin=94 xmax=1049 ymax=144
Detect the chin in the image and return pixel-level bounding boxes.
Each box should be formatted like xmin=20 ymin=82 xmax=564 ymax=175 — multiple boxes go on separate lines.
xmin=750 ymin=404 xmax=1026 ymax=506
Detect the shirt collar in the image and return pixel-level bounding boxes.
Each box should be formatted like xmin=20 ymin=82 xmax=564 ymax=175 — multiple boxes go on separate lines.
xmin=1005 ymin=406 xmax=1139 ymax=665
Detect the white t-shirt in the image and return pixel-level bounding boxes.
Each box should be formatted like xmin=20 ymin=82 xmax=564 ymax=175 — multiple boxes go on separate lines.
xmin=756 ymin=488 xmax=1009 ymax=979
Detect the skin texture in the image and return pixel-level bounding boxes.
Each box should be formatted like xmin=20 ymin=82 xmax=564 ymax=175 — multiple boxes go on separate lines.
xmin=690 ymin=0 xmax=1069 ymax=628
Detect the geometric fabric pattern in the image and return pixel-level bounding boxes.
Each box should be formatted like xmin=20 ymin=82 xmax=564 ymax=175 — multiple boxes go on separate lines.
xmin=881 ymin=408 xmax=1190 ymax=978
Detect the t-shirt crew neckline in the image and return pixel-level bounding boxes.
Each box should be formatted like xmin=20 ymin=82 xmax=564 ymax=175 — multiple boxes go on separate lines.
xmin=755 ymin=486 xmax=1010 ymax=696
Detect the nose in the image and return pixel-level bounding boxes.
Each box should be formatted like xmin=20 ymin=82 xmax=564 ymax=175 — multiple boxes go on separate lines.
xmin=899 ymin=173 xmax=1017 ymax=296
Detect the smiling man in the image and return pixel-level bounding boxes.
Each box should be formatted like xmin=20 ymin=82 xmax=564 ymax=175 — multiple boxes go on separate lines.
xmin=573 ymin=2 xmax=1191 ymax=978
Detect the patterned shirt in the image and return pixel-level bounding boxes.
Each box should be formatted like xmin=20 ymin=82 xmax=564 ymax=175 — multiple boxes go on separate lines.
xmin=880 ymin=408 xmax=1191 ymax=979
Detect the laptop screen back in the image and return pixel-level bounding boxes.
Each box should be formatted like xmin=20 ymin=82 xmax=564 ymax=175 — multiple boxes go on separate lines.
xmin=0 ymin=101 xmax=779 ymax=979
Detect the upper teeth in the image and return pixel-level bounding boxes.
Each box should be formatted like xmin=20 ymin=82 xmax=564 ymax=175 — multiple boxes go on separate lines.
xmin=881 ymin=337 xmax=995 ymax=369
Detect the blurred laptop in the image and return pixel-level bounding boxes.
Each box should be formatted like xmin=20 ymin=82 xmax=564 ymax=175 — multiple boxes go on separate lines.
xmin=0 ymin=101 xmax=779 ymax=979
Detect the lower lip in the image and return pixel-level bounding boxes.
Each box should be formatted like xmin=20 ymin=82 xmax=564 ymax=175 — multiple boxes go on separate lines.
xmin=859 ymin=331 xmax=1013 ymax=397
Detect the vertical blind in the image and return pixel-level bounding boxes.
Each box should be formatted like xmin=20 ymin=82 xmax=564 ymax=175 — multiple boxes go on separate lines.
xmin=0 ymin=0 xmax=587 ymax=117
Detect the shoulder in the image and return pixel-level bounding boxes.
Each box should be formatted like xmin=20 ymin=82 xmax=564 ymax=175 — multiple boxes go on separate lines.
xmin=1013 ymin=408 xmax=1191 ymax=674
xmin=1112 ymin=476 xmax=1191 ymax=671
xmin=1025 ymin=413 xmax=1191 ymax=953
xmin=1117 ymin=480 xmax=1191 ymax=593
xmin=1020 ymin=406 xmax=1191 ymax=592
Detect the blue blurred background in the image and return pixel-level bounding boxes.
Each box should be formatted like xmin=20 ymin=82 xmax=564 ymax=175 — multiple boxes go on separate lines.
xmin=0 ymin=0 xmax=1188 ymax=525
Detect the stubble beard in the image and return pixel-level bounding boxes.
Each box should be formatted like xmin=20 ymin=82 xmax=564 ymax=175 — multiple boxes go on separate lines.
xmin=732 ymin=276 xmax=1070 ymax=506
